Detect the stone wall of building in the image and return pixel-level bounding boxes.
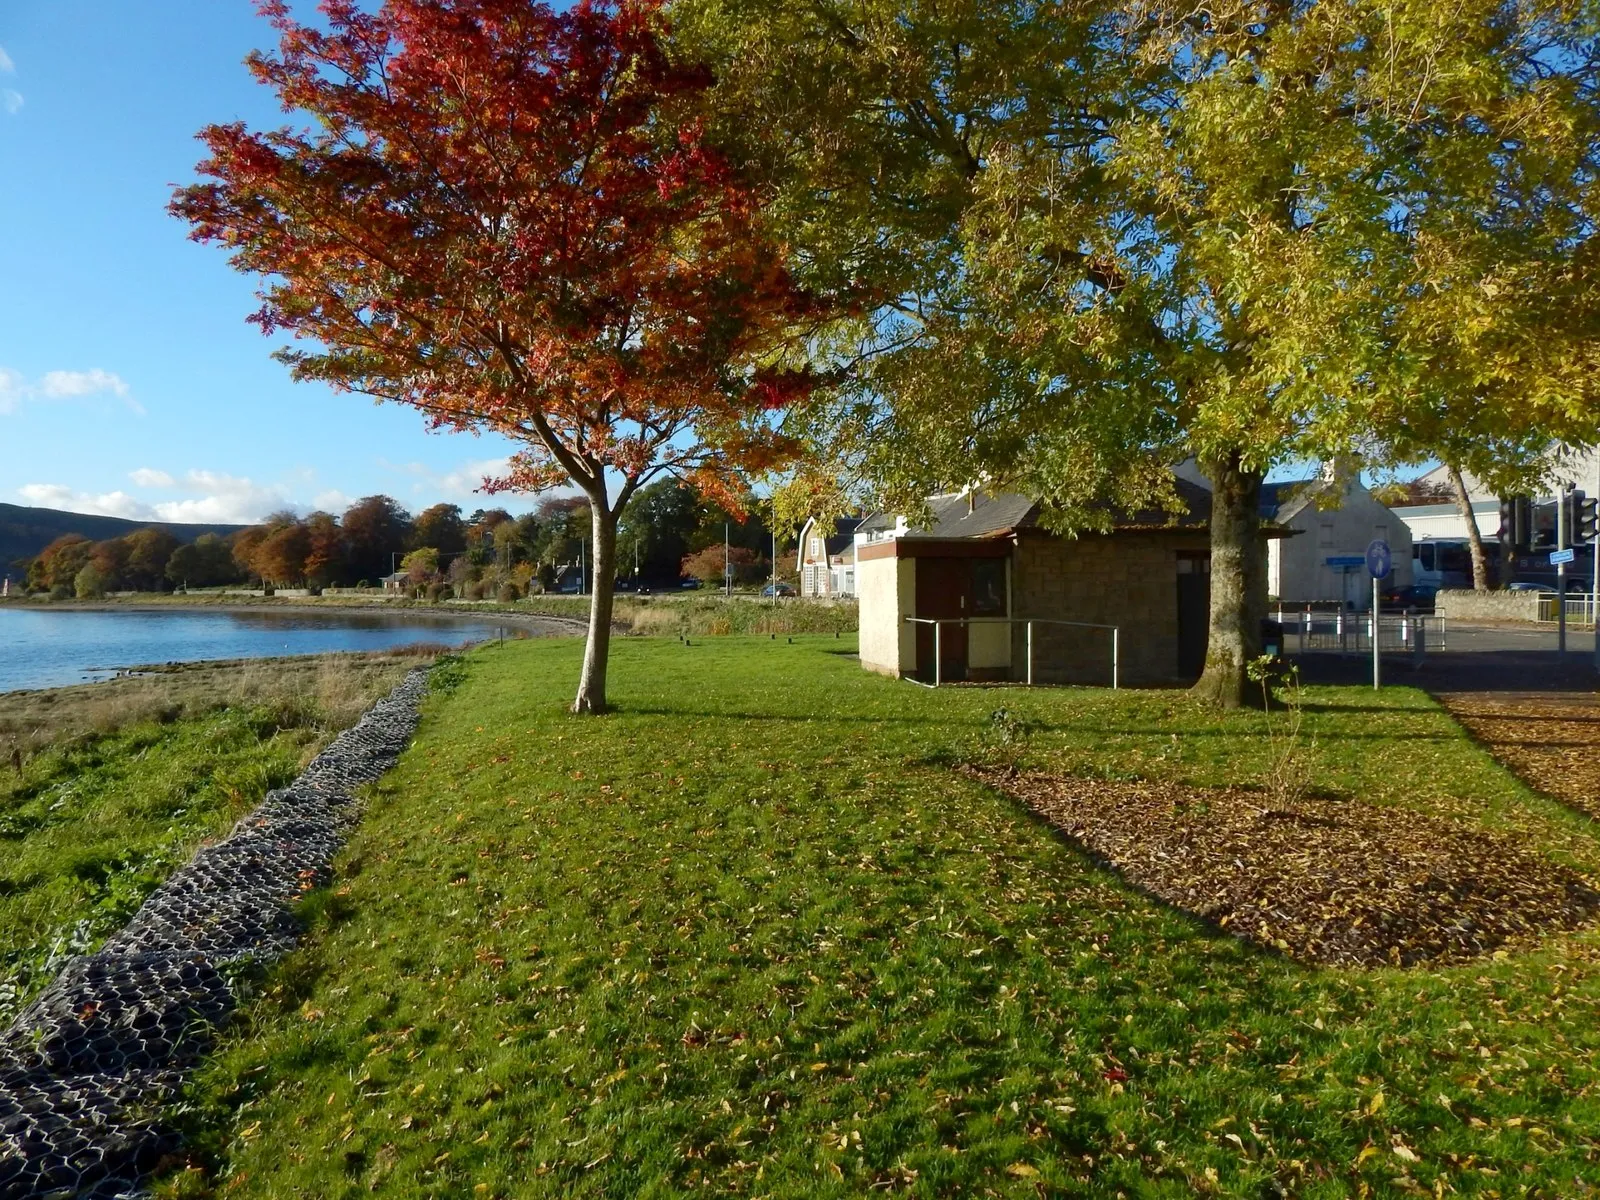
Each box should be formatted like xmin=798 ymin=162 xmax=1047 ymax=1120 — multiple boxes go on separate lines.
xmin=1010 ymin=531 xmax=1210 ymax=685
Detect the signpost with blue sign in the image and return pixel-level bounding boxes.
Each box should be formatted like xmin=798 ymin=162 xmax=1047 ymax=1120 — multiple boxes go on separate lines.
xmin=1551 ymin=547 xmax=1576 ymax=566
xmin=1367 ymin=540 xmax=1391 ymax=690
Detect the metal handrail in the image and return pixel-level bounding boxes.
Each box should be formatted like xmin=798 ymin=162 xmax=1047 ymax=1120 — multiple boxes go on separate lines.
xmin=902 ymin=616 xmax=1120 ymax=689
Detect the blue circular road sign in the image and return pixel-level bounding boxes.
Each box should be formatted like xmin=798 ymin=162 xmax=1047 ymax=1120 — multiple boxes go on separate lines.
xmin=1366 ymin=539 xmax=1392 ymax=579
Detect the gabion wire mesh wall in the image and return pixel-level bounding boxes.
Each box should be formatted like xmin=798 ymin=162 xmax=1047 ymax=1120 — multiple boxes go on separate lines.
xmin=0 ymin=668 xmax=430 ymax=1200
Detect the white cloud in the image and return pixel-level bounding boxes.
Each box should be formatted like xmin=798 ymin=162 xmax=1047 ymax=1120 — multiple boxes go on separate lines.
xmin=0 ymin=366 xmax=139 ymax=414
xmin=0 ymin=44 xmax=14 ymax=73
xmin=38 ymin=368 xmax=128 ymax=399
xmin=148 ymin=470 xmax=293 ymax=524
xmin=18 ymin=484 xmax=156 ymax=520
xmin=0 ymin=368 xmax=22 ymax=415
xmin=19 ymin=469 xmax=301 ymax=525
xmin=387 ymin=456 xmax=513 ymax=501
xmin=312 ymin=488 xmax=354 ymax=513
xmin=2 ymin=90 xmax=21 ymax=116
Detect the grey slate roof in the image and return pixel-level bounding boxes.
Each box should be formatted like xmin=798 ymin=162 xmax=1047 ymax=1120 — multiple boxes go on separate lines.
xmin=823 ymin=517 xmax=863 ymax=557
xmin=863 ymin=481 xmax=1213 ymax=541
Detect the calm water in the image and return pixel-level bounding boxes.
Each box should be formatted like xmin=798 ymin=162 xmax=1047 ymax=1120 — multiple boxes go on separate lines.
xmin=0 ymin=608 xmax=508 ymax=692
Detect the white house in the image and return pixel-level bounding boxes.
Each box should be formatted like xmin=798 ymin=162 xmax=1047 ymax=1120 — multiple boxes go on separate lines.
xmin=796 ymin=516 xmax=862 ymax=597
xmin=1261 ymin=468 xmax=1413 ymax=607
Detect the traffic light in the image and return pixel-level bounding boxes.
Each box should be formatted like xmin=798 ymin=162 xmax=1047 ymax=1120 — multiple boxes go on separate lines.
xmin=1498 ymin=496 xmax=1531 ymax=552
xmin=1572 ymin=490 xmax=1599 ymax=546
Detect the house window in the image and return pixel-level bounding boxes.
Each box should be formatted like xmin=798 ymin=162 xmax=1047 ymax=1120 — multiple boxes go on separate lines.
xmin=809 ymin=537 xmax=824 ymax=559
xmin=971 ymin=559 xmax=1007 ymax=616
xmin=1374 ymin=523 xmax=1389 ymax=543
xmin=1177 ymin=552 xmax=1210 ymax=574
xmin=1318 ymin=522 xmax=1335 ymax=547
xmin=804 ymin=565 xmax=818 ymax=593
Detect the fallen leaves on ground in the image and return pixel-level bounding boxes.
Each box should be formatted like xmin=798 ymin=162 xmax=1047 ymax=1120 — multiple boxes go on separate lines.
xmin=967 ymin=766 xmax=1600 ymax=967
xmin=1436 ymin=692 xmax=1600 ymax=820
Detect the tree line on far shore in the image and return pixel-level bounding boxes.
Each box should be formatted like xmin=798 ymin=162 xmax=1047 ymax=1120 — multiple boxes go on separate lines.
xmin=17 ymin=480 xmax=793 ymax=601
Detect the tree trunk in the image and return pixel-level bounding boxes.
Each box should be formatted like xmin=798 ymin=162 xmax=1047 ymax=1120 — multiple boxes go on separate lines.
xmin=1192 ymin=449 xmax=1267 ymax=709
xmin=1446 ymin=462 xmax=1489 ymax=591
xmin=573 ymin=502 xmax=618 ymax=715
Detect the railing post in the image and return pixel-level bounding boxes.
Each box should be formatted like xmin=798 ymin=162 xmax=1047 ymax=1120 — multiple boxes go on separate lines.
xmin=1026 ymin=620 xmax=1034 ymax=687
xmin=1111 ymin=626 xmax=1120 ymax=690
xmin=934 ymin=621 xmax=942 ymax=688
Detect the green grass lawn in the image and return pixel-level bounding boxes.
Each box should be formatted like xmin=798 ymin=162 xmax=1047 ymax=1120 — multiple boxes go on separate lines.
xmin=160 ymin=637 xmax=1600 ymax=1198
xmin=0 ymin=706 xmax=319 ymax=1022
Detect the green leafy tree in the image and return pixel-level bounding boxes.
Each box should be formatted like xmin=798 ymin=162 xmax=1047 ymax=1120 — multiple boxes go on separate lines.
xmin=616 ymin=479 xmax=701 ymax=582
xmin=411 ymin=503 xmax=467 ymax=555
xmin=167 ymin=533 xmax=243 ymax=589
xmin=685 ymin=0 xmax=1600 ymax=705
xmin=402 ymin=547 xmax=440 ymax=586
xmin=73 ymin=563 xmax=108 ymax=600
xmin=123 ymin=528 xmax=180 ymax=592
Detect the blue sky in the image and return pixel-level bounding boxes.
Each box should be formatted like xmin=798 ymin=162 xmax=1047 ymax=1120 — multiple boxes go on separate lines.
xmin=0 ymin=1 xmax=535 ymax=524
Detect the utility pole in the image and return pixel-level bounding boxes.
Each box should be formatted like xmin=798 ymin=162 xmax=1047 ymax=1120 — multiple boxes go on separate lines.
xmin=1558 ymin=484 xmax=1569 ymax=658
xmin=771 ymin=501 xmax=778 ymax=606
xmin=724 ymin=521 xmax=731 ymax=598
xmin=1593 ymin=454 xmax=1600 ymax=672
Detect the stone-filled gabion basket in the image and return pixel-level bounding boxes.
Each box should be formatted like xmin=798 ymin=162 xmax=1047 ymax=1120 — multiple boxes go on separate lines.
xmin=0 ymin=668 xmax=430 ymax=1199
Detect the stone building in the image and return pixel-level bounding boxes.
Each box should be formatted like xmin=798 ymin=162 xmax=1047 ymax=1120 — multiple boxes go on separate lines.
xmin=855 ymin=485 xmax=1215 ymax=686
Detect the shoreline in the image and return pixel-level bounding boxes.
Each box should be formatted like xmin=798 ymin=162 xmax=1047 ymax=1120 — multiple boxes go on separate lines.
xmin=0 ymin=596 xmax=590 ymax=633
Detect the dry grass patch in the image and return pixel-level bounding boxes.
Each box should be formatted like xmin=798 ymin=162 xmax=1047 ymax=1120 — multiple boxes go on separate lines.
xmin=968 ymin=766 xmax=1600 ymax=967
xmin=0 ymin=649 xmax=437 ymax=763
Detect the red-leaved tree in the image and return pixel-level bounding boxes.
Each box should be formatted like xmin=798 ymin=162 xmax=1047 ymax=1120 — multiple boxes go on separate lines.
xmin=172 ymin=0 xmax=816 ymax=712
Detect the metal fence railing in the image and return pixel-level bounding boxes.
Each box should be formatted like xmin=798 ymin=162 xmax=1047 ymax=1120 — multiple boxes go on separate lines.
xmin=1536 ymin=593 xmax=1598 ymax=627
xmin=1273 ymin=608 xmax=1445 ymax=658
xmin=903 ymin=616 xmax=1121 ymax=689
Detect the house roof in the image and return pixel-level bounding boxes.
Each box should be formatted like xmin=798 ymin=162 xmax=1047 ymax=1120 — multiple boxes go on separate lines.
xmin=822 ymin=517 xmax=862 ymax=557
xmin=864 ymin=482 xmax=1214 ymax=542
xmin=1260 ymin=477 xmax=1320 ymax=522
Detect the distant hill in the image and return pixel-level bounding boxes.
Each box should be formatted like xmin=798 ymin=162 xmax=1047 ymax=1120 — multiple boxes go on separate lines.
xmin=0 ymin=503 xmax=248 ymax=576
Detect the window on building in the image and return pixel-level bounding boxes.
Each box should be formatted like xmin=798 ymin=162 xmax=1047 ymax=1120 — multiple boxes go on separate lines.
xmin=1319 ymin=522 xmax=1335 ymax=547
xmin=971 ymin=559 xmax=1007 ymax=616
xmin=1374 ymin=522 xmax=1389 ymax=543
xmin=809 ymin=537 xmax=824 ymax=559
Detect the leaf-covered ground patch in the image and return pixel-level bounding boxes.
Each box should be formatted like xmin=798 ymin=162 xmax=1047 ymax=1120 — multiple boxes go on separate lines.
xmin=1437 ymin=691 xmax=1600 ymax=821
xmin=155 ymin=637 xmax=1600 ymax=1199
xmin=968 ymin=767 xmax=1600 ymax=967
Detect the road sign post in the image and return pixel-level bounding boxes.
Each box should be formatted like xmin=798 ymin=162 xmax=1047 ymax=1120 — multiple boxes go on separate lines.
xmin=1366 ymin=540 xmax=1392 ymax=690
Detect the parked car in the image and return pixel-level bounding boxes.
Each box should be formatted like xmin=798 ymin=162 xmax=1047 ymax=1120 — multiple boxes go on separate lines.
xmin=1380 ymin=584 xmax=1437 ymax=613
xmin=1506 ymin=580 xmax=1548 ymax=592
xmin=679 ymin=578 xmax=702 ymax=590
xmin=761 ymin=582 xmax=797 ymax=598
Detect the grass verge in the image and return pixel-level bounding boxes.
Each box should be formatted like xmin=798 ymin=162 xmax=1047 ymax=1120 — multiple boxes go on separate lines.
xmin=0 ymin=654 xmax=422 ymax=1022
xmin=160 ymin=637 xmax=1598 ymax=1198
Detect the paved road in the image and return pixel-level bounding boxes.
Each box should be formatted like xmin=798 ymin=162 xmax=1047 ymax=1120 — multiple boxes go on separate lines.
xmin=1292 ymin=621 xmax=1599 ymax=812
xmin=1292 ymin=621 xmax=1599 ymax=693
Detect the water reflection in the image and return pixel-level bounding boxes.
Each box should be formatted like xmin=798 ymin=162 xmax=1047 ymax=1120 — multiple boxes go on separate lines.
xmin=0 ymin=607 xmax=509 ymax=693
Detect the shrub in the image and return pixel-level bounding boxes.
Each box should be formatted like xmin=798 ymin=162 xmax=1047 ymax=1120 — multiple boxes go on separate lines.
xmin=497 ymin=582 xmax=522 ymax=603
xmin=426 ymin=583 xmax=452 ymax=604
xmin=48 ymin=585 xmax=72 ymax=603
xmin=73 ymin=565 xmax=107 ymax=600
